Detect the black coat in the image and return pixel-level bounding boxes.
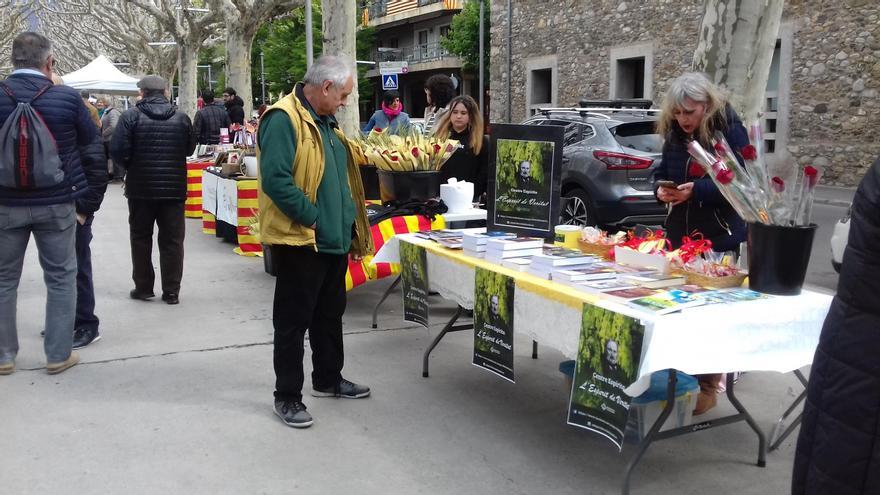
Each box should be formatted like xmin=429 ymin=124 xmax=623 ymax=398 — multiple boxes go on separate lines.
xmin=438 ymin=130 xmax=489 ymax=201
xmin=653 ymin=106 xmax=749 ymax=252
xmin=75 ymin=134 xmax=109 ymax=215
xmin=0 ymin=73 xmax=96 ymax=206
xmin=792 ymin=158 xmax=880 ymax=495
xmin=225 ymin=95 xmax=245 ymax=125
xmin=194 ymin=102 xmax=230 ymax=145
xmin=110 ymin=95 xmax=196 ymax=201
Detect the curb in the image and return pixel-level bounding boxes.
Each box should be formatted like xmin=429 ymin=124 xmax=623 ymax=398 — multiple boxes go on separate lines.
xmin=814 ymin=198 xmax=851 ymax=208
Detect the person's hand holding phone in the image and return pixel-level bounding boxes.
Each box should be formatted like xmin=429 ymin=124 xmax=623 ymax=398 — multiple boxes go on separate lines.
xmin=656 ymin=181 xmax=694 ymax=206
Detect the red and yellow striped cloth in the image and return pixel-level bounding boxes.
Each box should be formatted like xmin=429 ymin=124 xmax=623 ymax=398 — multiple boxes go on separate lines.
xmin=186 ymin=160 xmax=214 ymax=218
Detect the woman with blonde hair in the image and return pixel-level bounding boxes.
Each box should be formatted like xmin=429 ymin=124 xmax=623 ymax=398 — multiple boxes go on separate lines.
xmin=654 ymin=72 xmax=749 ymax=416
xmin=432 ymin=95 xmax=488 ymax=201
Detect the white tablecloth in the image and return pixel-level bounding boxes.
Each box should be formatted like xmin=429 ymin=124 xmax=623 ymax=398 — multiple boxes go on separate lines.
xmin=374 ymin=233 xmax=833 ymax=397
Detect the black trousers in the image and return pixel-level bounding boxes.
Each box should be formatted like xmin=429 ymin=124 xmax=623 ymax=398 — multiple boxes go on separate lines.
xmin=75 ymin=214 xmax=99 ymax=331
xmin=128 ymin=199 xmax=185 ymax=296
xmin=272 ymin=245 xmax=348 ymax=402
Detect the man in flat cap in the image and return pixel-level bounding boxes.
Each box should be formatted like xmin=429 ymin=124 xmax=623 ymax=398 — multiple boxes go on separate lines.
xmin=111 ymin=75 xmax=196 ymax=305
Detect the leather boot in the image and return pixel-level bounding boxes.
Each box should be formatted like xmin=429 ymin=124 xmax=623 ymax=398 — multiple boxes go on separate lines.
xmin=694 ymin=373 xmax=723 ymax=415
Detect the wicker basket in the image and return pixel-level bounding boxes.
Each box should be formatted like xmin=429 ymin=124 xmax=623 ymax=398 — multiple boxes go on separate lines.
xmin=675 ymin=269 xmax=747 ymax=289
xmin=577 ymin=239 xmax=615 ymax=260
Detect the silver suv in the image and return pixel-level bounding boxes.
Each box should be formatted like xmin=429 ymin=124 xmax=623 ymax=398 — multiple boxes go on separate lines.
xmin=523 ymin=106 xmax=666 ymax=227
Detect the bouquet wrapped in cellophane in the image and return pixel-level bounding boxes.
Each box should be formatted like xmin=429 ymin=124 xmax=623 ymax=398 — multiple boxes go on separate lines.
xmin=355 ymin=127 xmax=459 ymax=172
xmin=686 ymin=121 xmax=821 ymax=226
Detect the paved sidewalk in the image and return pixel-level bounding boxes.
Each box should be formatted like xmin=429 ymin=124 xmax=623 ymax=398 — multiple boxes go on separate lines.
xmin=1 ymin=186 xmax=809 ymax=494
xmin=814 ymin=185 xmax=855 ymax=207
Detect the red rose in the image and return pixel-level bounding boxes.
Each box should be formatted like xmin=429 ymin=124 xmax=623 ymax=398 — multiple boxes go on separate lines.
xmin=804 ymin=165 xmax=819 ymax=188
xmin=390 ymin=155 xmax=399 ymax=161
xmin=741 ymin=144 xmax=758 ymax=161
xmin=713 ymin=142 xmax=726 ymax=154
xmin=433 ymin=144 xmax=441 ymax=153
xmin=411 ymin=147 xmax=420 ymax=158
xmin=715 ymin=168 xmax=734 ymax=185
xmin=373 ymin=127 xmax=383 ymax=133
xmin=771 ymin=176 xmax=785 ymax=193
xmin=688 ymin=162 xmax=704 ymax=178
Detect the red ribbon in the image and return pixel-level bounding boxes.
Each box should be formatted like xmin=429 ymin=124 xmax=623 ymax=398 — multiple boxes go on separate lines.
xmin=677 ymin=233 xmax=713 ymax=264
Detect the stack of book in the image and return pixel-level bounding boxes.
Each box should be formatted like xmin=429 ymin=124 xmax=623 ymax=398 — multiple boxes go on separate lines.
xmin=484 ymin=237 xmax=546 ymax=264
xmin=427 ymin=230 xmax=465 ymax=249
xmin=527 ymin=247 xmax=599 ymax=279
xmin=462 ymin=231 xmax=517 ymax=258
xmin=620 ymin=272 xmax=686 ymax=289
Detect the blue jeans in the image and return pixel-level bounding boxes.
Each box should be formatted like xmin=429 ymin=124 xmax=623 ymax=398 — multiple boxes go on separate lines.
xmin=75 ymin=214 xmax=99 ymax=332
xmin=0 ymin=203 xmax=77 ymax=364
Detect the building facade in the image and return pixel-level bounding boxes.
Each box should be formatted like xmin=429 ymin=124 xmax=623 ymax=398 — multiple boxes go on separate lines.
xmin=363 ymin=0 xmax=482 ymax=121
xmin=489 ymin=0 xmax=880 ymax=186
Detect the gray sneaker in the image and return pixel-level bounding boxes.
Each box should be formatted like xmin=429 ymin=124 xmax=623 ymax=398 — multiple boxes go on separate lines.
xmin=312 ymin=378 xmax=371 ymax=399
xmin=273 ymin=400 xmax=313 ymax=428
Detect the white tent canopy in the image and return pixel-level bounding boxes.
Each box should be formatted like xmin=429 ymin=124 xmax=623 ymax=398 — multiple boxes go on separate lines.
xmin=61 ymin=55 xmax=140 ymax=95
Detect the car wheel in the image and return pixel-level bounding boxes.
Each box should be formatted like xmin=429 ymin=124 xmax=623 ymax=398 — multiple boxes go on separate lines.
xmin=560 ymin=188 xmax=597 ymax=226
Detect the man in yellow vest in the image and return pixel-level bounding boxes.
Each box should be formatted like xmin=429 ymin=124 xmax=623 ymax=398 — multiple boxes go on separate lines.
xmin=258 ymin=55 xmax=373 ymax=429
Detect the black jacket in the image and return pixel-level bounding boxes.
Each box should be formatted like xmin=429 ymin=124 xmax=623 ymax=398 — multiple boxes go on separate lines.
xmin=438 ymin=131 xmax=489 ymax=201
xmin=193 ymin=102 xmax=230 ymax=144
xmin=225 ymin=95 xmax=245 ymax=125
xmin=0 ymin=72 xmax=96 ymax=206
xmin=110 ymin=95 xmax=196 ymax=201
xmin=75 ymin=135 xmax=109 ymax=215
xmin=653 ymin=106 xmax=749 ymax=252
xmin=792 ymin=158 xmax=880 ymax=495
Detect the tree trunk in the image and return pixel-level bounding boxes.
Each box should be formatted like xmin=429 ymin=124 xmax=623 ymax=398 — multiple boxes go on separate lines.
xmin=178 ymin=42 xmax=200 ymax=119
xmin=226 ymin=23 xmax=257 ymax=120
xmin=692 ymin=0 xmax=784 ymax=124
xmin=322 ymin=0 xmax=359 ymax=136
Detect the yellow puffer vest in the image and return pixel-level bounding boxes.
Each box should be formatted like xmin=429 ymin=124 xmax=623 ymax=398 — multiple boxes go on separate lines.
xmin=257 ymin=90 xmax=373 ymax=257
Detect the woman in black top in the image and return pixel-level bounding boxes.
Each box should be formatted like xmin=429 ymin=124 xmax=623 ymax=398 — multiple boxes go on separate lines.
xmin=432 ymin=95 xmax=488 ymax=201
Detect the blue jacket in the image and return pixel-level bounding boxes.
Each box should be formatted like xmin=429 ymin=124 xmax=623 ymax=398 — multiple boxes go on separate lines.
xmin=653 ymin=106 xmax=749 ymax=252
xmin=0 ymin=72 xmax=97 ymax=206
xmin=362 ymin=109 xmax=410 ymax=134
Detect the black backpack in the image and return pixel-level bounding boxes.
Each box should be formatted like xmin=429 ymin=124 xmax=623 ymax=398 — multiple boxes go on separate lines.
xmin=0 ymin=82 xmax=65 ymax=189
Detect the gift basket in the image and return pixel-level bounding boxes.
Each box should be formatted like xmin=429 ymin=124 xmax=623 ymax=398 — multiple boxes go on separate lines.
xmin=577 ymin=227 xmax=626 ymax=259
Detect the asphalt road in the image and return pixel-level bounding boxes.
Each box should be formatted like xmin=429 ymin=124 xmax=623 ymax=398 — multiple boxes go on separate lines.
xmin=804 ymin=202 xmax=847 ymax=292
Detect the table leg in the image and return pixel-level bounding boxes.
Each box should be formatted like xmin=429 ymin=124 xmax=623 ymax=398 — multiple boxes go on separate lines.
xmin=422 ymin=305 xmax=473 ymax=378
xmin=622 ymin=369 xmax=677 ymax=495
xmin=371 ymin=275 xmax=402 ymax=329
xmin=768 ymin=369 xmax=809 ymax=452
xmin=726 ymin=372 xmax=767 ymax=467
xmin=532 ymin=340 xmax=538 ymax=359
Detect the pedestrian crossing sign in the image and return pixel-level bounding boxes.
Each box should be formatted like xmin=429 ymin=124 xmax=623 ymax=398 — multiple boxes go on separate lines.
xmin=382 ymin=74 xmax=399 ymax=90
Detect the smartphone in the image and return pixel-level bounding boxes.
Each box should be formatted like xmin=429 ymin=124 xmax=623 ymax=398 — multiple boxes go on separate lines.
xmin=656 ymin=180 xmax=678 ymax=189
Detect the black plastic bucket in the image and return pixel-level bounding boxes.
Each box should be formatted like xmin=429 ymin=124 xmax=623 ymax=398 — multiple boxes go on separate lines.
xmin=376 ymin=169 xmax=442 ymax=203
xmin=747 ymin=222 xmax=817 ymax=295
xmin=359 ymin=165 xmax=381 ymax=201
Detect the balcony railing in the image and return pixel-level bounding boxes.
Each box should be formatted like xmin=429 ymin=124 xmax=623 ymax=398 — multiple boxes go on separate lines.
xmin=374 ymin=42 xmax=455 ymax=65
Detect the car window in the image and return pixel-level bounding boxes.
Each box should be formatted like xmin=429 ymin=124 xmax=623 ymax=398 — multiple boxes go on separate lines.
xmin=610 ymin=121 xmax=663 ymax=153
xmin=545 ymin=121 xmax=594 ymax=147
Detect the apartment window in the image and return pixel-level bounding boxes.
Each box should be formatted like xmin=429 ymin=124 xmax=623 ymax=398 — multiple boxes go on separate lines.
xmin=417 ymin=30 xmax=429 ymax=61
xmin=439 ymin=25 xmax=450 ymax=39
xmin=525 ymin=56 xmax=558 ymax=116
xmin=609 ymin=42 xmax=653 ymax=101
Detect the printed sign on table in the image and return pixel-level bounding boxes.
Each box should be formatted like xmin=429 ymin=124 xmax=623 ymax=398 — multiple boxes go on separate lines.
xmin=215 ymin=177 xmax=238 ymax=225
xmin=487 ymin=124 xmax=563 ymax=239
xmin=472 ymin=267 xmax=515 ymax=382
xmin=202 ymin=171 xmax=219 ymax=216
xmin=567 ymin=304 xmax=645 ymax=450
xmin=399 ymin=241 xmax=429 ymax=328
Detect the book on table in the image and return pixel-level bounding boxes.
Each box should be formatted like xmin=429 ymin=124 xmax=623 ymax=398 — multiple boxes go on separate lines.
xmin=462 ymin=230 xmax=517 ymax=250
xmin=485 ymin=247 xmax=546 ymax=263
xmin=600 ymin=286 xmax=663 ymax=302
xmin=621 ymin=273 xmax=687 ymax=289
xmin=627 ymin=286 xmax=717 ymax=314
xmin=569 ymin=278 xmax=638 ymax=294
xmin=484 ymin=236 xmax=545 ymax=251
xmin=552 ymin=263 xmax=619 ymax=282
xmin=502 ymin=257 xmax=534 ymax=272
xmin=530 ymin=247 xmax=598 ymax=268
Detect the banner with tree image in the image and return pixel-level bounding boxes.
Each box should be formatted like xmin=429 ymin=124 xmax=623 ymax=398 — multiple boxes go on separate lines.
xmin=472 ymin=267 xmax=515 ymax=382
xmin=488 ymin=124 xmax=564 ymax=238
xmin=400 ymin=241 xmax=429 ymax=328
xmin=568 ymin=304 xmax=645 ymax=450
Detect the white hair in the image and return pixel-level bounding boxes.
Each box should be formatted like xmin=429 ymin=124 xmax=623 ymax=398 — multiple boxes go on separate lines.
xmin=304 ymin=55 xmax=353 ymax=88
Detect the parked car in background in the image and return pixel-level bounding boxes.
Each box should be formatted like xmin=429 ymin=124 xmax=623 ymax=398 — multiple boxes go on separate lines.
xmin=521 ymin=103 xmax=667 ymax=227
xmin=830 ymin=203 xmax=851 ymax=273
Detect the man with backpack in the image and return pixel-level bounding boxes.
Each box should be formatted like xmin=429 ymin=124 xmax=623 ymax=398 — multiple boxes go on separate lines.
xmin=0 ymin=32 xmax=99 ymax=376
xmin=111 ymin=75 xmax=196 ymax=305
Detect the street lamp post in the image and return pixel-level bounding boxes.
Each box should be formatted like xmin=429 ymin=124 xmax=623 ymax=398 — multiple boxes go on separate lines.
xmin=305 ymin=0 xmax=313 ymax=68
xmin=260 ymin=52 xmax=266 ymax=105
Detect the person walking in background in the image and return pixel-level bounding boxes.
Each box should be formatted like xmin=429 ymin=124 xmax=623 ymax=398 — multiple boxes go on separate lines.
xmin=791 ymin=155 xmax=880 ymax=495
xmin=258 ymin=55 xmax=373 ymax=429
xmin=653 ymin=72 xmax=749 ymax=415
xmin=111 ymin=75 xmax=196 ymax=306
xmin=80 ymin=90 xmax=101 ymax=128
xmin=98 ymin=97 xmax=123 ymax=181
xmin=0 ymin=32 xmax=98 ymax=375
xmin=222 ymin=86 xmax=245 ymax=125
xmin=432 ymin=95 xmax=488 ymax=201
xmin=193 ymin=89 xmax=231 ymax=145
xmin=423 ymin=74 xmax=456 ymax=135
xmin=362 ymin=90 xmax=410 ymax=134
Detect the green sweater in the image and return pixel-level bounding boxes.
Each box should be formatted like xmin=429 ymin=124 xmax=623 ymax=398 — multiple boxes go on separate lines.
xmin=258 ymin=96 xmax=355 ymax=255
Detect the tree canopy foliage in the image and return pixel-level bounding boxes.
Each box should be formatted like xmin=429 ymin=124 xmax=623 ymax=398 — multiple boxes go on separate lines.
xmin=440 ymin=0 xmax=489 ymax=74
